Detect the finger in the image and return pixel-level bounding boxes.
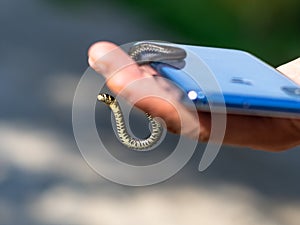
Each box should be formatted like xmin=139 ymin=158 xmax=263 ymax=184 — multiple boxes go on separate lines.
xmin=88 ymin=42 xmax=200 ymax=137
xmin=224 ymin=115 xmax=300 ymax=151
xmin=88 ymin=42 xmax=150 ymax=92
xmin=88 ymin=42 xmax=166 ymax=103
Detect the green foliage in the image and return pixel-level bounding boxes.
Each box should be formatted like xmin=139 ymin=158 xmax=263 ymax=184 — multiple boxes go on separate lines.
xmin=119 ymin=0 xmax=300 ymax=65
xmin=48 ymin=0 xmax=300 ymax=65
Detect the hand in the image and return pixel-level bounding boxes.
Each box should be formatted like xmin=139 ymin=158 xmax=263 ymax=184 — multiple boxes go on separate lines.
xmin=88 ymin=41 xmax=300 ymax=151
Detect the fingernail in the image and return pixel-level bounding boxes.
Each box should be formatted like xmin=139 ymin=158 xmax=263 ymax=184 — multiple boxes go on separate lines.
xmin=88 ymin=56 xmax=107 ymax=74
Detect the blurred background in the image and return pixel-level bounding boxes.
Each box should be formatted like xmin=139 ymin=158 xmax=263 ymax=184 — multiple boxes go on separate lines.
xmin=1 ymin=0 xmax=300 ymax=224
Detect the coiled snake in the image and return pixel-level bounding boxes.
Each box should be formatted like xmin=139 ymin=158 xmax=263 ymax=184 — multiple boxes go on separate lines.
xmin=97 ymin=42 xmax=187 ymax=151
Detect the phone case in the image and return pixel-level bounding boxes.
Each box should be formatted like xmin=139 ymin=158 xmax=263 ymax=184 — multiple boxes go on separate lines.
xmin=150 ymin=44 xmax=300 ymax=118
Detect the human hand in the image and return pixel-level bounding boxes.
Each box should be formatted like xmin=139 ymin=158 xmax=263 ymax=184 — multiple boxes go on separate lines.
xmin=88 ymin=42 xmax=300 ymax=151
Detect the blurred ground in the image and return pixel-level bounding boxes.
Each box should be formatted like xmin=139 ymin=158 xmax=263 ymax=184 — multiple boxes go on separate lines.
xmin=1 ymin=0 xmax=300 ymax=225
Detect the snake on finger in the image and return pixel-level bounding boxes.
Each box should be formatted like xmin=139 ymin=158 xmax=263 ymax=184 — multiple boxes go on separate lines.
xmin=97 ymin=42 xmax=186 ymax=151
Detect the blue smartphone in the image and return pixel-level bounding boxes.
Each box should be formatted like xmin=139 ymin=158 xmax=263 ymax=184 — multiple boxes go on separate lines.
xmin=150 ymin=44 xmax=300 ymax=118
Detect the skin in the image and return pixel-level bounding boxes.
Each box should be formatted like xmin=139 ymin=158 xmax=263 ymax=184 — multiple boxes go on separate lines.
xmin=88 ymin=41 xmax=300 ymax=152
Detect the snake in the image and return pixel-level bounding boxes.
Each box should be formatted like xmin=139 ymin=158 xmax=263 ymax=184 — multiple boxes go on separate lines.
xmin=97 ymin=42 xmax=187 ymax=151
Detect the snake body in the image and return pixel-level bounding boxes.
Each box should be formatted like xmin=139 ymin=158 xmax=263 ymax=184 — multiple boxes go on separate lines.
xmin=98 ymin=93 xmax=163 ymax=150
xmin=97 ymin=42 xmax=186 ymax=151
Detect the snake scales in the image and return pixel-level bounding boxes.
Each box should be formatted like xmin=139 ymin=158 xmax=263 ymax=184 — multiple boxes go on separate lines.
xmin=97 ymin=42 xmax=186 ymax=151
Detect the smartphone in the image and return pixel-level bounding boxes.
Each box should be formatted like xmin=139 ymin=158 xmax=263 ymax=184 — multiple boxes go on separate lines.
xmin=150 ymin=44 xmax=300 ymax=118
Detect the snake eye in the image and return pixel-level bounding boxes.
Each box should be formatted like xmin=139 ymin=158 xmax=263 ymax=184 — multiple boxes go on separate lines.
xmin=108 ymin=95 xmax=115 ymax=102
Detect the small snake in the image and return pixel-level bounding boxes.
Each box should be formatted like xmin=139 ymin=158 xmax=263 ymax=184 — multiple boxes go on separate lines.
xmin=97 ymin=42 xmax=187 ymax=151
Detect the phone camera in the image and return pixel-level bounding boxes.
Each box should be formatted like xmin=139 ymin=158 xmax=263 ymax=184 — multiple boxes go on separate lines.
xmin=281 ymin=86 xmax=300 ymax=97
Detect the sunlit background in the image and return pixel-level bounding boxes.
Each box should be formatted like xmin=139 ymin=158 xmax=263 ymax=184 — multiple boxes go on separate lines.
xmin=1 ymin=0 xmax=300 ymax=224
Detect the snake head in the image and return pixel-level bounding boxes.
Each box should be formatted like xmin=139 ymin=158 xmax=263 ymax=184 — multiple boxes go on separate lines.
xmin=97 ymin=93 xmax=116 ymax=105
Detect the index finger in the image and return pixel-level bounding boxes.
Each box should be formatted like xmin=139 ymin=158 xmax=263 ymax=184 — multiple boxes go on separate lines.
xmin=88 ymin=41 xmax=200 ymax=137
